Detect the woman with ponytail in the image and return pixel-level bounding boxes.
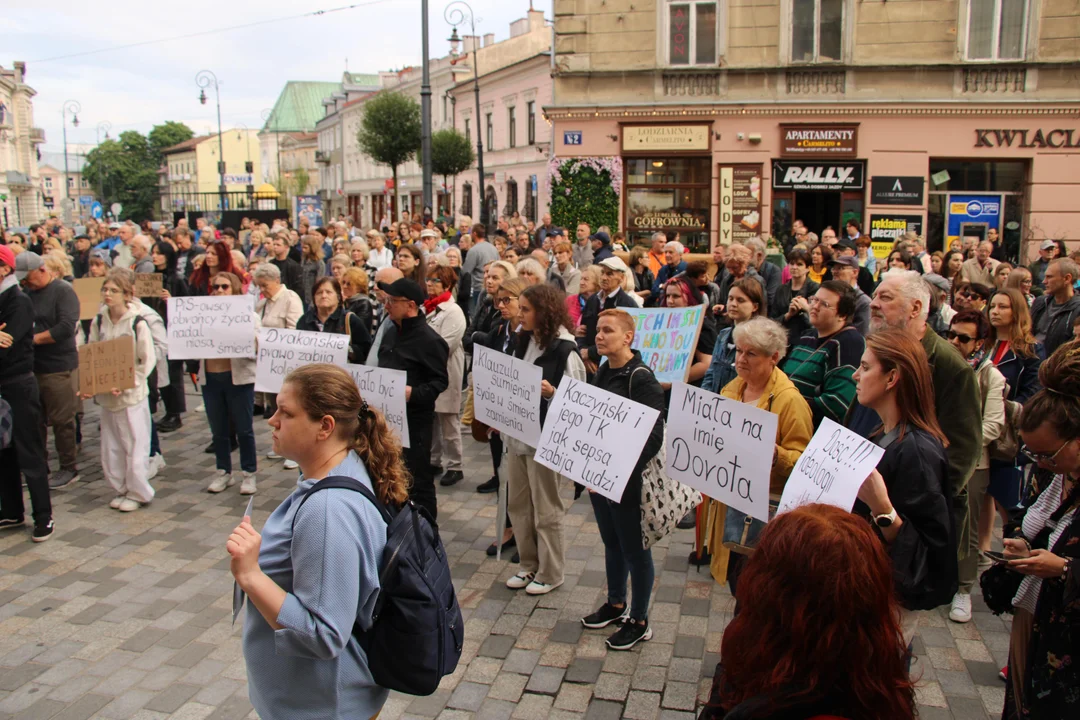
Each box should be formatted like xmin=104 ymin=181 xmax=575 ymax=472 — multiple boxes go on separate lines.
xmin=226 ymin=363 xmax=408 ymax=720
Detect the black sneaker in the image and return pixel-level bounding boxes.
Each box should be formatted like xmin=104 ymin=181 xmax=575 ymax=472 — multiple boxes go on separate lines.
xmin=158 ymin=414 xmax=182 ymax=432
xmin=440 ymin=470 xmax=464 ymax=487
xmin=582 ymin=602 xmax=630 ymax=629
xmin=0 ymin=517 xmax=25 ymax=530
xmin=476 ymin=476 xmax=499 ymax=494
xmin=32 ymin=519 xmax=55 ymax=543
xmin=204 ymin=441 xmax=216 ymax=454
xmin=606 ymin=619 xmax=652 ymax=650
xmin=486 ymin=534 xmax=516 ymax=557
xmin=676 ymin=509 xmax=696 ymax=530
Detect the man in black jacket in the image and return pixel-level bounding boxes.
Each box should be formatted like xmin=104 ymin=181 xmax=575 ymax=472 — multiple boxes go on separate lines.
xmin=174 ymin=227 xmax=204 ymax=281
xmin=579 ymin=257 xmax=638 ymax=372
xmin=377 ymin=279 xmax=449 ymax=520
xmin=1031 ymin=257 xmax=1080 ymax=357
xmin=0 ymin=245 xmax=54 ymax=542
xmin=269 ymin=233 xmax=304 ymax=299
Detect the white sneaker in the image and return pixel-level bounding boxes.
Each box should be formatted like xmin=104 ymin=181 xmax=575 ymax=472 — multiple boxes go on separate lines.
xmin=117 ymin=498 xmax=142 ymax=512
xmin=506 ymin=571 xmax=536 ymax=590
xmin=525 ymin=579 xmax=563 ymax=596
xmin=949 ymin=592 xmax=972 ymax=623
xmin=148 ymin=454 xmax=166 ymax=480
xmin=239 ymin=472 xmax=257 ymax=495
xmin=193 ymin=402 xmax=205 ymax=413
xmin=266 ymin=450 xmax=281 ymax=460
xmin=207 ymin=470 xmax=236 ymax=494
xmin=283 ymin=459 xmax=298 ymax=470
xmin=109 ymin=495 xmax=126 ymax=509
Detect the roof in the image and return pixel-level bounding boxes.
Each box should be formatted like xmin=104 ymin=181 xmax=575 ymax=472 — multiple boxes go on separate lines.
xmin=38 ymin=151 xmax=88 ymax=173
xmin=262 ymin=81 xmax=343 ymax=133
xmin=343 ymin=72 xmax=381 ymax=88
xmin=161 ymin=136 xmax=212 ymax=155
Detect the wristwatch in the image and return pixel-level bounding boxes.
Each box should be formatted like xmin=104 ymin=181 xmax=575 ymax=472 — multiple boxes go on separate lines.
xmin=1062 ymin=557 xmax=1072 ymax=579
xmin=873 ymin=508 xmax=899 ymax=528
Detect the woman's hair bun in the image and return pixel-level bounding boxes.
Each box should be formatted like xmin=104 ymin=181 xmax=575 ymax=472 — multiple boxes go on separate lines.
xmin=1039 ymin=339 xmax=1080 ymax=397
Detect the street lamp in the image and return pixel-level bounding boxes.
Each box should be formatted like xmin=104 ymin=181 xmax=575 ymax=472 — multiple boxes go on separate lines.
xmin=235 ymin=123 xmax=255 ymax=208
xmin=420 ymin=0 xmax=433 ymax=222
xmin=195 ymin=70 xmax=227 ymax=213
xmin=261 ymin=107 xmax=282 ymax=200
xmin=445 ymin=1 xmax=486 ymax=228
xmin=61 ymin=99 xmax=81 ymax=217
xmin=95 ymin=121 xmax=111 ymax=208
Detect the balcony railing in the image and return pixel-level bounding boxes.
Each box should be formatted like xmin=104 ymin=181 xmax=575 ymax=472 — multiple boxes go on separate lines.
xmin=30 ymin=127 xmax=46 ymax=144
xmin=315 ymin=150 xmax=331 ymax=164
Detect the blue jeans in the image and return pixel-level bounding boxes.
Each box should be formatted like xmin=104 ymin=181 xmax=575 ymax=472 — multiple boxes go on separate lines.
xmin=589 ymin=490 xmax=654 ymax=621
xmin=202 ymin=372 xmax=256 ymax=474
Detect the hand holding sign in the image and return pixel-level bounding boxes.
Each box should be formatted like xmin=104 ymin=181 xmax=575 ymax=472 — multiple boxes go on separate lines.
xmin=777 ymin=418 xmax=885 ymax=515
xmin=472 ymin=346 xmax=543 ymax=446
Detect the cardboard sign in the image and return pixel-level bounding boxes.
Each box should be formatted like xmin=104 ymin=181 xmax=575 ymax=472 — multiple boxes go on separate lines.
xmin=472 ymin=346 xmax=543 ymax=446
xmin=777 ymin=418 xmax=886 ymax=515
xmin=665 ymin=382 xmax=779 ymax=523
xmin=166 ymin=296 xmax=256 ymax=360
xmin=533 ymin=378 xmax=660 ymax=502
xmin=343 ymin=363 xmax=410 ymax=448
xmin=134 ymin=273 xmax=163 ymax=298
xmin=72 ymin=277 xmax=105 ymax=321
xmin=254 ymin=327 xmax=349 ymax=393
xmin=620 ymin=306 xmax=705 ymax=385
xmin=78 ymin=336 xmax=136 ymax=396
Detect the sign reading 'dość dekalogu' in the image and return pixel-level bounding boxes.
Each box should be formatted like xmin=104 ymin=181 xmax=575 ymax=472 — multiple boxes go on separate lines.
xmin=472 ymin=346 xmax=543 ymax=446
xmin=777 ymin=418 xmax=885 ymax=515
xmin=664 ymin=382 xmax=778 ymax=523
xmin=534 ymin=379 xmax=660 ymax=503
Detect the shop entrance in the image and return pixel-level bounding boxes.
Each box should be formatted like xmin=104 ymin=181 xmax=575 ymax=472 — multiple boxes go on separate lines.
xmin=794 ymin=191 xmax=841 ymax=237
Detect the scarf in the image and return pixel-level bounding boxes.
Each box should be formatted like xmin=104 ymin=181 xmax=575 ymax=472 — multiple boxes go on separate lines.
xmin=967 ymin=345 xmax=989 ymax=371
xmin=423 ymin=290 xmax=451 ymax=316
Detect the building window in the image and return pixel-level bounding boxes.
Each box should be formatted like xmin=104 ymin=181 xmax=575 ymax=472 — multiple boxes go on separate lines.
xmin=44 ymin=177 xmax=52 ymax=191
xmin=791 ymin=0 xmax=844 ymax=63
xmin=0 ymin=102 xmax=6 ymax=125
xmin=464 ymin=118 xmax=471 ymax=144
xmin=506 ymin=178 xmax=518 ymax=215
xmin=67 ymin=177 xmax=74 ymax=190
xmin=486 ymin=113 xmax=493 ymax=150
xmin=527 ymin=101 xmax=536 ymax=145
xmin=665 ymin=1 xmax=718 ymax=66
xmin=461 ymin=183 xmax=473 ymax=217
xmin=508 ymin=107 xmax=517 ymax=149
xmin=967 ymin=0 xmax=1027 ymax=60
xmin=81 ymin=177 xmax=88 ymax=188
xmin=624 ymin=157 xmax=712 ymax=254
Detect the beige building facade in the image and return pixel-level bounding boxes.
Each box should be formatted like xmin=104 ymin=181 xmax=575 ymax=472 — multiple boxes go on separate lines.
xmin=0 ymin=61 xmax=46 ymax=228
xmin=548 ymin=0 xmax=1080 ymax=257
xmin=159 ymin=130 xmax=263 ymax=216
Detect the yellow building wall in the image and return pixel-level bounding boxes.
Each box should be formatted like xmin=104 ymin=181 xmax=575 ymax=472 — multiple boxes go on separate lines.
xmin=195 ymin=130 xmax=261 ymax=194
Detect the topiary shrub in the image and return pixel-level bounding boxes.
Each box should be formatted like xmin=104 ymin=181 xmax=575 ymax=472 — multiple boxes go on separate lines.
xmin=547 ymin=156 xmax=622 ymax=232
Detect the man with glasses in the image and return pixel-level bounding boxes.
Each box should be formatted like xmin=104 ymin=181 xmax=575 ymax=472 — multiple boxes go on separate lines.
xmin=960 ymin=241 xmax=1000 ymax=287
xmin=827 ymin=255 xmax=871 ymax=335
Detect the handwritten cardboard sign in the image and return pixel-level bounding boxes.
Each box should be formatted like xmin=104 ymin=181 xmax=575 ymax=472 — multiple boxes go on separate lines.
xmin=254 ymin=327 xmax=349 ymax=393
xmin=166 ymin=296 xmax=256 ymax=360
xmin=533 ymin=378 xmax=660 ymax=502
xmin=665 ymin=382 xmax=778 ymax=523
xmin=78 ymin=336 xmax=136 ymax=396
xmin=343 ymin=363 xmax=410 ymax=448
xmin=472 ymin=346 xmax=543 ymax=446
xmin=134 ymin=273 xmax=163 ymax=298
xmin=72 ymin=277 xmax=105 ymax=321
xmin=777 ymin=418 xmax=885 ymax=515
xmin=622 ymin=306 xmax=705 ymax=384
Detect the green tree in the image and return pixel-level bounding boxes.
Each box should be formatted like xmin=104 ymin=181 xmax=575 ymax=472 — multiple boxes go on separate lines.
xmin=147 ymin=121 xmax=194 ymax=165
xmin=356 ymin=92 xmax=421 ymax=219
xmin=293 ymin=167 xmax=311 ymax=196
xmin=431 ymin=128 xmax=474 ymax=213
xmin=84 ymin=130 xmax=160 ymax=221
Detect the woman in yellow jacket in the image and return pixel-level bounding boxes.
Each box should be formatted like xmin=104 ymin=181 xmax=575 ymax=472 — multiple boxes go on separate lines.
xmin=703 ymin=317 xmax=814 ymax=591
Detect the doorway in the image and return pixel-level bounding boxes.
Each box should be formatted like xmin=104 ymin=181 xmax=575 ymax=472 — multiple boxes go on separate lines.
xmin=794 ymin=191 xmax=841 ymax=236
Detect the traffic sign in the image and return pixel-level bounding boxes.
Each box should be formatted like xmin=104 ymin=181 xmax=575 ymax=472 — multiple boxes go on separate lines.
xmin=110 ymin=202 xmax=123 ymax=217
xmin=91 ymin=202 xmax=103 ymax=219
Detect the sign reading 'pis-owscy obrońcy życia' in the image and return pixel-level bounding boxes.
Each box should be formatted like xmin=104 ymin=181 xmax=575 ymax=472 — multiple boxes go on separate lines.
xmin=166 ymin=296 xmax=256 ymax=360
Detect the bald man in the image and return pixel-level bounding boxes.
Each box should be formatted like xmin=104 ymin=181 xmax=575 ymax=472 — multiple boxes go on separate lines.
xmin=365 ymin=266 xmax=405 ymax=365
xmin=130 ymin=235 xmax=155 ymax=273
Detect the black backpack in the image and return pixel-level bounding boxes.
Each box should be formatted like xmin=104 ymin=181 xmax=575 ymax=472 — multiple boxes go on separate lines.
xmin=293 ymin=476 xmax=463 ymax=696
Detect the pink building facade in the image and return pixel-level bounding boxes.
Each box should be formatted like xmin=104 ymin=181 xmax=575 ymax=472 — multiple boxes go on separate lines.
xmin=450 ymin=53 xmax=553 ymax=226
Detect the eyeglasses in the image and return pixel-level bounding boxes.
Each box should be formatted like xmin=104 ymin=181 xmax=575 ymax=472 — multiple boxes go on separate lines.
xmin=494 ymin=295 xmax=517 ymax=307
xmin=944 ymin=330 xmax=976 ymax=344
xmin=809 ymin=296 xmax=834 ymax=310
xmin=1021 ymin=439 xmax=1073 ymax=468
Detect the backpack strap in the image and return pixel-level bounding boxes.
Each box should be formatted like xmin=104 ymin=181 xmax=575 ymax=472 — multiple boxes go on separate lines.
xmin=291 ymin=475 xmax=393 ymax=530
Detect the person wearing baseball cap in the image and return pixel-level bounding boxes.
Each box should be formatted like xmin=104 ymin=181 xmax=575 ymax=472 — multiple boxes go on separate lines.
xmin=375 ymin=278 xmax=449 ymax=520
xmin=0 ymin=244 xmax=55 ymax=542
xmin=590 ymin=231 xmax=614 ymax=264
xmin=580 ymin=257 xmax=639 ymax=370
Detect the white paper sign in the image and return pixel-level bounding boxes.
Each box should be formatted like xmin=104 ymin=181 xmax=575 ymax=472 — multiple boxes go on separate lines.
xmin=254 ymin=327 xmax=349 ymax=393
xmin=533 ymin=378 xmax=660 ymax=502
xmin=472 ymin=346 xmax=543 ymax=446
xmin=665 ymin=382 xmax=779 ymax=523
xmin=166 ymin=296 xmax=256 ymax=360
xmin=777 ymin=417 xmax=886 ymax=515
xmin=344 ymin=363 xmax=410 ymax=448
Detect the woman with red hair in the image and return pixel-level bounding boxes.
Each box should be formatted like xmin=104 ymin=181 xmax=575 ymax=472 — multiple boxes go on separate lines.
xmin=699 ymin=504 xmax=915 ymax=720
xmin=189 ymin=241 xmax=249 ymax=296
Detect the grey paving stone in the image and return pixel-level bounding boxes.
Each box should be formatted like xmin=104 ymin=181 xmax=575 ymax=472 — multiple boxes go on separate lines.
xmin=448 ymin=681 xmax=489 ymax=712
xmin=679 ymin=597 xmax=710 ymax=617
xmin=476 ymin=698 xmax=517 ymax=720
xmin=551 ymin=620 xmax=584 ymax=644
xmin=408 ymin=689 xmax=451 ymax=717
xmin=949 ymin=694 xmax=991 ymax=719
xmin=49 ymin=693 xmax=111 ymax=720
xmin=0 ymin=662 xmax=47 ymax=691
xmin=67 ymin=603 xmax=115 ymax=625
xmin=565 ymin=657 xmax=604 ymax=684
xmin=204 ymin=694 xmax=254 ymax=720
xmin=119 ymin=628 xmax=168 ymax=653
xmin=144 ymin=683 xmax=200 ymax=714
xmin=672 ymin=635 xmax=704 ymax=659
xmin=525 ymin=665 xmax=566 ymax=694
xmin=502 ymin=649 xmax=541 ymax=676
xmin=165 ymin=642 xmax=215 ymax=668
xmin=479 ymin=634 xmax=516 ymax=659
xmin=585 ymin=699 xmax=625 ymax=720
xmin=14 ymin=698 xmax=66 ymax=720
xmin=661 ymin=681 xmax=697 ymax=711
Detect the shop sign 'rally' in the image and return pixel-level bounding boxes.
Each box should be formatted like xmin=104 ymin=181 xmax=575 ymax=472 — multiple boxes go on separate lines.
xmin=974 ymin=128 xmax=1080 ymax=149
xmin=771 ymin=160 xmax=865 ymax=191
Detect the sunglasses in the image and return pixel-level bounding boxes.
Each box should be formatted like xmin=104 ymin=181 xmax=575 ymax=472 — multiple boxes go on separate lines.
xmin=944 ymin=330 xmax=977 ymax=344
xmin=212 ymin=283 xmax=232 ymax=290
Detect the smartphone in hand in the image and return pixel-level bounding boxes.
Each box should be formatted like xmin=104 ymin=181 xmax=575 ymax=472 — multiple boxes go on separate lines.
xmin=982 ymin=550 xmax=1009 ymax=564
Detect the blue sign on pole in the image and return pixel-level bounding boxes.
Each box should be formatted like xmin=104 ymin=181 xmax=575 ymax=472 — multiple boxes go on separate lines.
xmin=90 ymin=202 xmax=103 ymax=219
xmin=79 ymin=195 xmax=93 ymax=206
xmin=563 ymin=131 xmax=583 ymax=146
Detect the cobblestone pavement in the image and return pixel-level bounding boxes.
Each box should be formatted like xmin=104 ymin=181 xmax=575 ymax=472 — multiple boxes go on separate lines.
xmin=0 ymin=396 xmax=1011 ymax=719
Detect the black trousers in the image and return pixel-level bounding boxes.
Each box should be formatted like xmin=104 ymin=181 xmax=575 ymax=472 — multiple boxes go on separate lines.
xmin=0 ymin=374 xmax=53 ymax=524
xmin=405 ymin=412 xmax=437 ymax=522
xmin=160 ymin=359 xmax=188 ymax=415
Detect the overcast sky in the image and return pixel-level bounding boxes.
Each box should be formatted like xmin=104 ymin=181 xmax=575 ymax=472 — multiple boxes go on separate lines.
xmin=3 ymin=0 xmax=549 ymax=154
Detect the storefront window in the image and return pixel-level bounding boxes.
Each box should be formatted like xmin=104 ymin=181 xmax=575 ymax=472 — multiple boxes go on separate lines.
xmin=625 ymin=157 xmax=711 ymax=253
xmin=926 ymin=159 xmax=1027 ymax=257
xmin=928 ymin=159 xmax=1025 ymax=192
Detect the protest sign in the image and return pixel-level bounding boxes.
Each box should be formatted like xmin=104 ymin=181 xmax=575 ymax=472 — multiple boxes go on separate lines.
xmin=533 ymin=378 xmax=660 ymax=502
xmin=78 ymin=336 xmax=136 ymax=396
xmin=134 ymin=273 xmax=163 ymax=298
xmin=472 ymin=346 xmax=543 ymax=446
xmin=254 ymin=327 xmax=349 ymax=393
xmin=166 ymin=296 xmax=256 ymax=360
xmin=777 ymin=417 xmax=885 ymax=515
xmin=621 ymin=306 xmax=705 ymax=384
xmin=665 ymin=382 xmax=778 ymax=523
xmin=343 ymin=364 xmax=410 ymax=448
xmin=72 ymin=277 xmax=104 ymax=320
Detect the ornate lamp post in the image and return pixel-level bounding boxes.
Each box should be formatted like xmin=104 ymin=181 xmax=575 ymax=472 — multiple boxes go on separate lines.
xmin=95 ymin=121 xmax=111 ymax=207
xmin=445 ymin=1 xmax=486 ymax=227
xmin=195 ymin=70 xmax=227 ymax=213
xmin=61 ymin=99 xmax=81 ymax=216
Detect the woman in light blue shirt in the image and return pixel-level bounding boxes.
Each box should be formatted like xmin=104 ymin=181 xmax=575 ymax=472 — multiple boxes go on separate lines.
xmin=226 ymin=364 xmax=410 ymax=720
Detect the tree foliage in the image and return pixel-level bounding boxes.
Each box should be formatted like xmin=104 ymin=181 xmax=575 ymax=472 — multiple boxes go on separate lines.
xmin=147 ymin=121 xmax=194 ymax=165
xmin=356 ymin=92 xmax=421 ymax=216
xmin=548 ymin=159 xmax=619 ymax=233
xmin=431 ymin=128 xmax=474 ymax=180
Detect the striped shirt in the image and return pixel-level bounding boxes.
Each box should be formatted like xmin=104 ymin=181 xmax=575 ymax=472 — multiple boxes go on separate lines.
xmin=1014 ymin=474 xmax=1076 ymax=614
xmin=781 ymin=326 xmax=865 ymax=426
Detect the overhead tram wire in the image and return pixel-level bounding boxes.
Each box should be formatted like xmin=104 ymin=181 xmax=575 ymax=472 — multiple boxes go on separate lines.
xmin=31 ymin=0 xmax=405 ymax=64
